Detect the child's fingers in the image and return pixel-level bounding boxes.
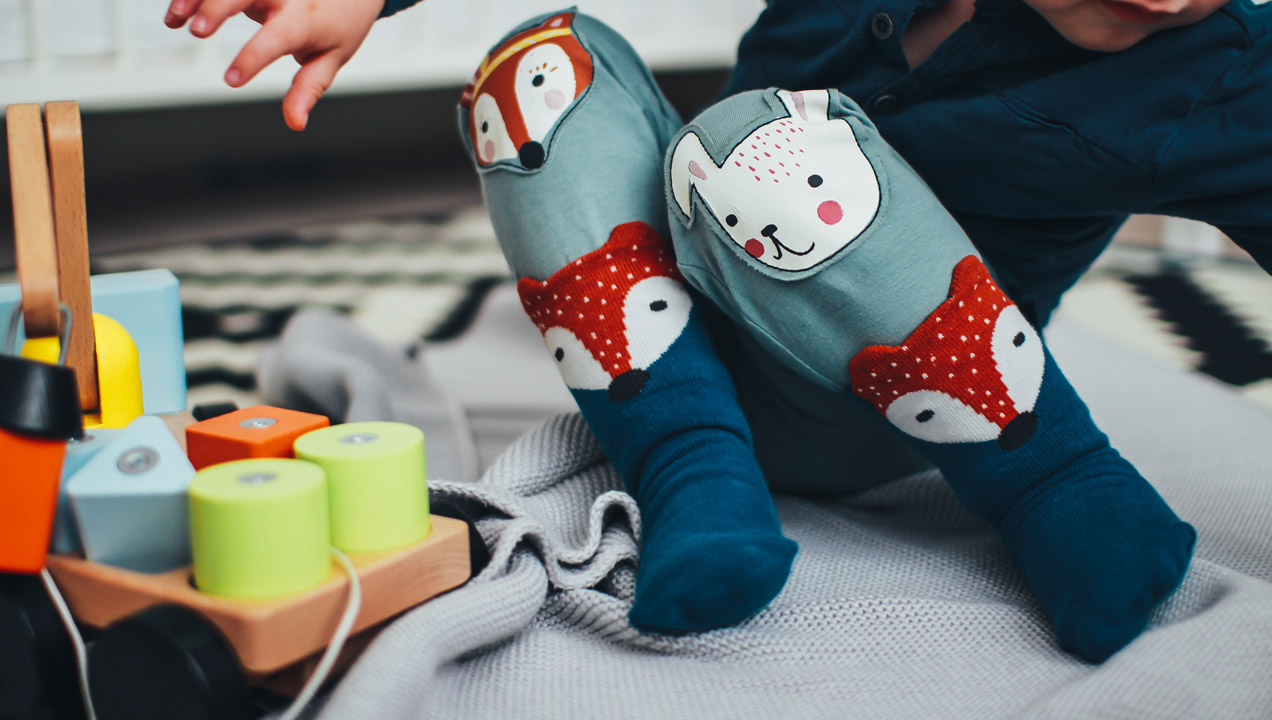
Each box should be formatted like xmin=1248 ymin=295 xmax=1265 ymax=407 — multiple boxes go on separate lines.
xmin=226 ymin=20 xmax=298 ymax=87
xmin=164 ymin=0 xmax=204 ymax=28
xmin=282 ymin=53 xmax=343 ymax=131
xmin=187 ymin=0 xmax=256 ymax=38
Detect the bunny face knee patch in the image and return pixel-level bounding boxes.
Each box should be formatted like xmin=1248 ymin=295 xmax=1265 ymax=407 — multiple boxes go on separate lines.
xmin=668 ymin=89 xmax=882 ymax=275
xmin=461 ymin=11 xmax=595 ymax=171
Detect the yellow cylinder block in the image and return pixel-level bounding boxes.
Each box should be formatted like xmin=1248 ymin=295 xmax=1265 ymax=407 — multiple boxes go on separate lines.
xmin=22 ymin=313 xmax=144 ymax=429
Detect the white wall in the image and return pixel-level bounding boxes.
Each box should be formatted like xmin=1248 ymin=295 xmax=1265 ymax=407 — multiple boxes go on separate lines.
xmin=0 ymin=0 xmax=764 ymax=110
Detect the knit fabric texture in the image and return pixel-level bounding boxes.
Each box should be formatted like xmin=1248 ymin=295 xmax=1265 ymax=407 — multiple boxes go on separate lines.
xmin=262 ymin=311 xmax=1272 ymax=720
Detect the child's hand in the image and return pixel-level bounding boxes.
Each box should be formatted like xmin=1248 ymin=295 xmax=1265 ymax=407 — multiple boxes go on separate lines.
xmin=164 ymin=0 xmax=386 ymax=131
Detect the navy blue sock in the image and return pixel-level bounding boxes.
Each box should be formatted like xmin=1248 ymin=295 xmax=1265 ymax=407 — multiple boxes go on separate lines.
xmin=851 ymin=257 xmax=1195 ymax=661
xmin=518 ymin=222 xmax=797 ymax=632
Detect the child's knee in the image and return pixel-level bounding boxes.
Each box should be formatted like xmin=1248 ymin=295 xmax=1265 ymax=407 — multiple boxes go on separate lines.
xmin=457 ymin=9 xmax=679 ymax=173
xmin=457 ymin=9 xmax=683 ymax=280
xmin=663 ymin=88 xmax=979 ymax=390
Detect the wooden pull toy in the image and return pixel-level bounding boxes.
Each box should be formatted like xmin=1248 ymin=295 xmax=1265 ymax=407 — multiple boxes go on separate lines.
xmin=4 ymin=103 xmax=475 ymax=718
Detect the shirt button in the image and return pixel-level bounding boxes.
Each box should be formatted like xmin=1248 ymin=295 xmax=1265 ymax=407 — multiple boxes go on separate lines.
xmin=872 ymin=94 xmax=899 ymax=113
xmin=871 ymin=13 xmax=894 ymax=40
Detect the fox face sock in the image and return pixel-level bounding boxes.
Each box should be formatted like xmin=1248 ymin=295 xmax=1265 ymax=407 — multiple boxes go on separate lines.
xmin=665 ymin=87 xmax=1194 ymax=660
xmin=518 ymin=222 xmax=797 ymax=632
xmin=460 ymin=13 xmax=796 ymax=633
xmin=850 ymin=256 xmax=1195 ymax=661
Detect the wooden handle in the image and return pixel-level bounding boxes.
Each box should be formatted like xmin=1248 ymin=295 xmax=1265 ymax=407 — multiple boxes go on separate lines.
xmin=6 ymin=104 xmax=61 ymax=338
xmin=45 ymin=101 xmax=99 ymax=411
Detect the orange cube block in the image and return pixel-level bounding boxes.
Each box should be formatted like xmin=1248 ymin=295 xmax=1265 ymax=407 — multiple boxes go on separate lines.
xmin=185 ymin=406 xmax=329 ymax=471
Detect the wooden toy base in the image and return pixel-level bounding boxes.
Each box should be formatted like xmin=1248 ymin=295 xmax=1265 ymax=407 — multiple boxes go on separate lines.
xmin=46 ymin=514 xmax=470 ymax=675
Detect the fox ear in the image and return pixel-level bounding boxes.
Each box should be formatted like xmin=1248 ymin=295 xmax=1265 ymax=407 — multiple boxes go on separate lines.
xmin=777 ymin=89 xmax=831 ymax=123
xmin=542 ymin=12 xmax=574 ymax=29
xmin=669 ymin=130 xmax=714 ymax=221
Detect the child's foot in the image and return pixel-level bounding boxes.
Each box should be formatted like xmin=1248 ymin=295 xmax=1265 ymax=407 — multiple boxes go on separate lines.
xmin=631 ymin=528 xmax=797 ymax=633
xmin=1000 ymin=456 xmax=1195 ymax=661
xmin=850 ymin=256 xmax=1195 ymax=661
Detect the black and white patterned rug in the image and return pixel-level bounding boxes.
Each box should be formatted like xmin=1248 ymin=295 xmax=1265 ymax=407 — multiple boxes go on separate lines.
xmin=9 ymin=208 xmax=1271 ymax=414
xmin=87 ymin=206 xmax=513 ymax=410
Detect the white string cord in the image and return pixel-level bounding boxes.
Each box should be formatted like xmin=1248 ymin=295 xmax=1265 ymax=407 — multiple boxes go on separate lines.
xmin=40 ymin=568 xmax=98 ymax=720
xmin=277 ymin=547 xmax=362 ymax=720
xmin=41 ymin=548 xmax=360 ymax=720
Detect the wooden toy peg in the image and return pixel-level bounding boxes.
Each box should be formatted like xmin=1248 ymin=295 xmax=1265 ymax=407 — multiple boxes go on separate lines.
xmin=44 ymin=102 xmax=99 ymax=412
xmin=6 ymin=104 xmax=61 ymax=338
xmin=5 ymin=102 xmax=99 ymax=412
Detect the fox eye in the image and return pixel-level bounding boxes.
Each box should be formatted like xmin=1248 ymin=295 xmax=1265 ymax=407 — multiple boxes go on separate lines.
xmin=542 ymin=327 xmax=609 ymax=391
xmin=991 ymin=305 xmax=1045 ymax=414
xmin=481 ymin=120 xmax=489 ymax=133
xmin=532 ymin=74 xmax=545 ymax=87
xmin=807 ymin=175 xmax=823 ymax=188
xmin=624 ymin=277 xmax=692 ymax=371
xmin=886 ymin=390 xmax=999 ymax=444
xmin=725 ymin=214 xmax=738 ymax=227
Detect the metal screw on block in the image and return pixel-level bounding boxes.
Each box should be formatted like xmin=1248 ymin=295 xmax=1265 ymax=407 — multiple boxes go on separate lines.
xmin=339 ymin=433 xmax=380 ymax=445
xmin=237 ymin=472 xmax=278 ymax=484
xmin=238 ymin=417 xmax=278 ymax=429
xmin=117 ymin=447 xmax=159 ymax=475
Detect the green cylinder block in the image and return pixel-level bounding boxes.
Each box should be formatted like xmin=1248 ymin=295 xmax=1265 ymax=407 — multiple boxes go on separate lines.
xmin=188 ymin=458 xmax=331 ymax=599
xmin=293 ymin=422 xmax=430 ymax=554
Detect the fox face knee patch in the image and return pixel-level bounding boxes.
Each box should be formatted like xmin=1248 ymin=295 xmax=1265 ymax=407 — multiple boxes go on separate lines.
xmin=517 ymin=222 xmax=693 ymax=402
xmin=849 ymin=256 xmax=1045 ymax=450
xmin=668 ymin=89 xmax=882 ymax=274
xmin=461 ymin=12 xmax=594 ymax=170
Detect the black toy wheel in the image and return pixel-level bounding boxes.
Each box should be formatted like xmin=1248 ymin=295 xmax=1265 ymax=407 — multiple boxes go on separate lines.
xmin=191 ymin=401 xmax=240 ymax=422
xmin=429 ymin=496 xmax=491 ymax=578
xmin=0 ymin=575 xmax=81 ymax=720
xmin=87 ymin=604 xmax=251 ymax=720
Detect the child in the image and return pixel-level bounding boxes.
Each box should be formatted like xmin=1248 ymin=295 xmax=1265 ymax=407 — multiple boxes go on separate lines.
xmin=168 ymin=0 xmax=1268 ymax=661
xmin=721 ymin=0 xmax=1272 ymax=327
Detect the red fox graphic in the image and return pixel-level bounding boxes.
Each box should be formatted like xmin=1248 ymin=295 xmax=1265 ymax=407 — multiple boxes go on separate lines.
xmin=849 ymin=256 xmax=1045 ymax=450
xmin=517 ymin=222 xmax=692 ymax=402
xmin=460 ymin=12 xmax=594 ymax=170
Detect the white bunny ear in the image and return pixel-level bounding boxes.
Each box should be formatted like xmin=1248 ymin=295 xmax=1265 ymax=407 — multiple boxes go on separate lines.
xmin=777 ymin=89 xmax=831 ymax=123
xmin=668 ymin=130 xmax=714 ymax=220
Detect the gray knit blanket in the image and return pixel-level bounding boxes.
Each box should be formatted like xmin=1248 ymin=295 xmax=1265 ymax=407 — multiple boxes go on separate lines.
xmin=259 ymin=307 xmax=1272 ymax=720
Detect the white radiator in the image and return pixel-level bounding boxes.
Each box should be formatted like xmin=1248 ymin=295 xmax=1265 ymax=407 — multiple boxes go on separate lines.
xmin=0 ymin=0 xmax=764 ymax=110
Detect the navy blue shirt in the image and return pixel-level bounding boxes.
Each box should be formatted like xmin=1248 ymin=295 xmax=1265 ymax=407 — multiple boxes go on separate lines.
xmin=725 ymin=0 xmax=1272 ymax=326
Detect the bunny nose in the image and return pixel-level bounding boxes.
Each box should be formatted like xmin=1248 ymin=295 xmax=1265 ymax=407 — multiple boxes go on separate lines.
xmin=518 ymin=141 xmax=546 ymax=169
xmin=761 ymin=224 xmax=778 ymax=237
xmin=608 ymin=368 xmax=650 ymax=402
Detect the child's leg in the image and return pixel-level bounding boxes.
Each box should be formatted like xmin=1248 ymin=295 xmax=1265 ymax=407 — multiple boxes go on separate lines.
xmin=459 ymin=11 xmax=795 ymax=632
xmin=665 ymin=88 xmax=1194 ymax=661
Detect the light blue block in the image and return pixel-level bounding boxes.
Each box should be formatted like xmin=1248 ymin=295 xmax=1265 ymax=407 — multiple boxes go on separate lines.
xmin=65 ymin=415 xmax=194 ymax=573
xmin=0 ymin=269 xmax=186 ymax=415
xmin=50 ymin=428 xmax=123 ymax=554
